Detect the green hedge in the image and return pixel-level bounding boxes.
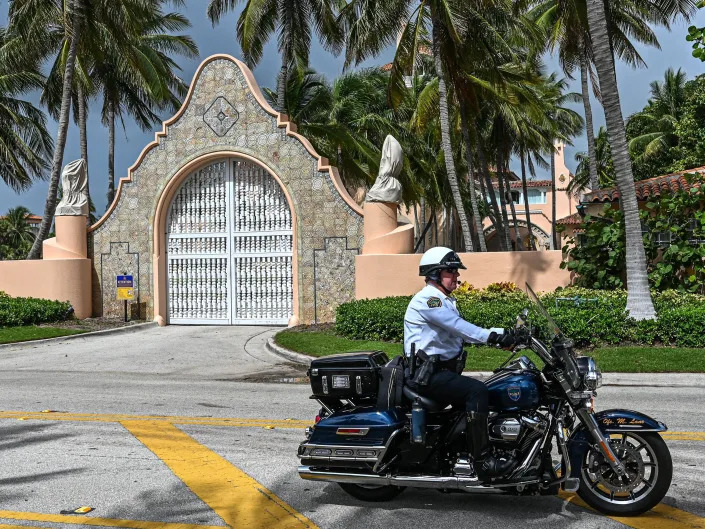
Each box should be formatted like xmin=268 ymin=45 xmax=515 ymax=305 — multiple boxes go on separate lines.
xmin=0 ymin=292 xmax=73 ymax=327
xmin=335 ymin=286 xmax=705 ymax=348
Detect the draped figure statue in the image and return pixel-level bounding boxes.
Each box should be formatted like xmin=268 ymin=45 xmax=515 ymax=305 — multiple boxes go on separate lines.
xmin=366 ymin=135 xmax=403 ymax=204
xmin=56 ymin=159 xmax=89 ymax=216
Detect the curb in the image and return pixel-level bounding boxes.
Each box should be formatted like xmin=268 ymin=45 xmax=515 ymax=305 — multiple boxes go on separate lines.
xmin=0 ymin=321 xmax=159 ymax=350
xmin=263 ymin=337 xmax=705 ymax=388
xmin=266 ymin=337 xmax=313 ymax=366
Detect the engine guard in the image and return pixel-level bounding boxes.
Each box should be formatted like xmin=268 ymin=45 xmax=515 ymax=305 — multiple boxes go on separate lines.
xmin=566 ymin=409 xmax=667 ymax=479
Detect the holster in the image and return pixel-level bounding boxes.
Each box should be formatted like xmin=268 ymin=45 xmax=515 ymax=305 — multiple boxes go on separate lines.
xmin=455 ymin=349 xmax=468 ymax=374
xmin=412 ymin=351 xmax=438 ymax=387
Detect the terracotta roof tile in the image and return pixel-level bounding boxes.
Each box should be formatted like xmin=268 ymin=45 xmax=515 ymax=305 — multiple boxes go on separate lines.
xmin=556 ymin=212 xmax=583 ymax=226
xmin=582 ymin=167 xmax=705 ymax=203
xmin=492 ymin=179 xmax=552 ymax=189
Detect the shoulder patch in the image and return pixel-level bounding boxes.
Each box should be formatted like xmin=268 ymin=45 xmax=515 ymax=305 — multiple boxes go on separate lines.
xmin=426 ymin=297 xmax=442 ymax=308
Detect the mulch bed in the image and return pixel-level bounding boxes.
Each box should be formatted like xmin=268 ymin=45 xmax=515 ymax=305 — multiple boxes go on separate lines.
xmin=40 ymin=317 xmax=148 ymax=332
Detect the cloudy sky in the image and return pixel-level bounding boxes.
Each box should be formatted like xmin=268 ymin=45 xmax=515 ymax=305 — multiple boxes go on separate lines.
xmin=1 ymin=1 xmax=705 ymax=218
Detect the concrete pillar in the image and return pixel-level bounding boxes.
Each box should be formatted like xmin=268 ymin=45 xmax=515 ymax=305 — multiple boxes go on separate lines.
xmin=362 ymin=202 xmax=414 ymax=255
xmin=43 ymin=215 xmax=88 ymax=259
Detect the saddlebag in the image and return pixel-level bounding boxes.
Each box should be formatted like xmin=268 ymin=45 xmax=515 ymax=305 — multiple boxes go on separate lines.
xmin=308 ymin=351 xmax=389 ymax=399
xmin=376 ymin=356 xmax=406 ymax=409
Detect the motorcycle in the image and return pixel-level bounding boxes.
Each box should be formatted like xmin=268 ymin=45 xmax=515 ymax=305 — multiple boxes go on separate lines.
xmin=297 ymin=284 xmax=672 ymax=516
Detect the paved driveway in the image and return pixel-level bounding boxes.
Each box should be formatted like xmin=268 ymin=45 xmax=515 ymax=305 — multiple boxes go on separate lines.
xmin=0 ymin=325 xmax=306 ymax=382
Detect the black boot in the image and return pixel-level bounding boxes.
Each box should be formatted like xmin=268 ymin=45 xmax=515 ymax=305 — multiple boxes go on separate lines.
xmin=467 ymin=412 xmax=516 ymax=480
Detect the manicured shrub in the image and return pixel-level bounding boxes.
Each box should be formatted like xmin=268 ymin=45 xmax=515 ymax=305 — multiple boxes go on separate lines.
xmin=0 ymin=291 xmax=73 ymax=327
xmin=337 ymin=286 xmax=705 ymax=348
xmin=335 ymin=296 xmax=410 ymax=342
xmin=656 ymin=305 xmax=705 ymax=347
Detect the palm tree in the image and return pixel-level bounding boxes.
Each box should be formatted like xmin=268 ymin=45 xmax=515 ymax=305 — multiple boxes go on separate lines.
xmin=0 ymin=28 xmax=53 ymax=192
xmin=0 ymin=206 xmax=36 ymax=248
xmin=627 ymin=68 xmax=687 ymax=168
xmin=529 ymin=0 xmax=697 ymax=192
xmin=585 ymin=0 xmax=657 ymax=319
xmin=99 ymin=9 xmax=197 ymax=205
xmin=10 ymin=0 xmax=85 ymax=259
xmin=344 ymin=0 xmax=531 ymax=251
xmin=207 ymin=0 xmax=343 ymax=111
xmin=570 ymin=126 xmax=615 ymax=194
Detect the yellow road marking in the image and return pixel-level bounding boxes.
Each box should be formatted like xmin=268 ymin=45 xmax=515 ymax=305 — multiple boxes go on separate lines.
xmin=561 ymin=492 xmax=705 ymax=529
xmin=2 ymin=411 xmax=703 ymax=441
xmin=661 ymin=431 xmax=705 ymax=441
xmin=121 ymin=421 xmax=318 ymax=529
xmin=0 ymin=410 xmax=310 ymax=429
xmin=0 ymin=511 xmax=224 ymax=529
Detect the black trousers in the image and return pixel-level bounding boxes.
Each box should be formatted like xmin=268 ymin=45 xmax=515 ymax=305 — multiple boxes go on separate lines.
xmin=412 ymin=370 xmax=489 ymax=414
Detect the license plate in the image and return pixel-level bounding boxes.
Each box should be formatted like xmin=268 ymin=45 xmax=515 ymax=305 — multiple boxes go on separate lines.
xmin=332 ymin=375 xmax=350 ymax=389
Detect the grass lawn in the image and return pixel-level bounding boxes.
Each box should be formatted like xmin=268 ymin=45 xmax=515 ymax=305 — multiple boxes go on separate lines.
xmin=275 ymin=328 xmax=705 ymax=373
xmin=0 ymin=326 xmax=87 ymax=345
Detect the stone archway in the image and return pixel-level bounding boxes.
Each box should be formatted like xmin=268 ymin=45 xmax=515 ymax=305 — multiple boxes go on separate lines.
xmin=484 ymin=220 xmax=552 ymax=251
xmin=152 ymin=151 xmax=299 ymax=326
xmin=89 ymin=55 xmax=364 ymax=325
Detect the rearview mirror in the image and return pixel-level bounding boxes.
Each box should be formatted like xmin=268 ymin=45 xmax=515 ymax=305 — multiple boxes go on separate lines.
xmin=516 ymin=308 xmax=529 ymax=327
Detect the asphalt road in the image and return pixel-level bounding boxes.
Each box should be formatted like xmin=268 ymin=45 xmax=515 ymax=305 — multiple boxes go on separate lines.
xmin=0 ymin=325 xmax=703 ymax=529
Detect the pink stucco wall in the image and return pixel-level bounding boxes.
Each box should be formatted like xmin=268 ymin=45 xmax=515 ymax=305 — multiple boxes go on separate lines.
xmin=0 ymin=259 xmax=92 ymax=318
xmin=355 ymin=250 xmax=571 ymax=299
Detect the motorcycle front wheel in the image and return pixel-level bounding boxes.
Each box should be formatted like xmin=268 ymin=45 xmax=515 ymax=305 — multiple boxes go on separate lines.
xmin=339 ymin=483 xmax=406 ymax=502
xmin=577 ymin=432 xmax=672 ymax=516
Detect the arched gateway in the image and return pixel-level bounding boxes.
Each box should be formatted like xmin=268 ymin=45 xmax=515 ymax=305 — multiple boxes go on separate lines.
xmin=166 ymin=158 xmax=293 ymax=324
xmin=88 ymin=55 xmax=364 ymax=325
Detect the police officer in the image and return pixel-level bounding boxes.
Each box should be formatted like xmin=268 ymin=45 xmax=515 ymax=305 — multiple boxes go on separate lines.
xmin=404 ymin=246 xmax=518 ymax=479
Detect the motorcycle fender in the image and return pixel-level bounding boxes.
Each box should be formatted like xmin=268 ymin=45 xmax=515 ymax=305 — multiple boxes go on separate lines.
xmin=566 ymin=409 xmax=667 ymax=479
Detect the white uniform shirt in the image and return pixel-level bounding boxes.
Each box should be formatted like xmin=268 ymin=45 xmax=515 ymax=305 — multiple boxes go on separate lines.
xmin=403 ymin=284 xmax=499 ymax=360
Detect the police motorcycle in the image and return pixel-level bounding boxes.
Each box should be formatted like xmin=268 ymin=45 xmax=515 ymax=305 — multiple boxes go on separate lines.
xmin=297 ymin=284 xmax=672 ymax=516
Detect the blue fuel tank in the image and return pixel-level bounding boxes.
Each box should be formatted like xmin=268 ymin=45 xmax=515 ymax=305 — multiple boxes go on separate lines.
xmin=486 ymin=371 xmax=541 ymax=411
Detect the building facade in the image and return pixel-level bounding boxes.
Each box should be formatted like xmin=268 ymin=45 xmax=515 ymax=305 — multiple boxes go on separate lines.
xmin=88 ymin=55 xmax=364 ymax=325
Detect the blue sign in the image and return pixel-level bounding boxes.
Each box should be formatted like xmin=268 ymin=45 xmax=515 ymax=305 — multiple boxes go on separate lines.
xmin=116 ymin=275 xmax=133 ymax=288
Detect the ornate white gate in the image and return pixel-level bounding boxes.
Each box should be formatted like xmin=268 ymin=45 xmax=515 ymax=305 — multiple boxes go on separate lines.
xmin=166 ymin=158 xmax=293 ymax=324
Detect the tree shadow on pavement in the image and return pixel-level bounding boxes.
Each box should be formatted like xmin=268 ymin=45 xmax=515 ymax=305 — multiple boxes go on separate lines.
xmin=0 ymin=422 xmax=76 ymax=451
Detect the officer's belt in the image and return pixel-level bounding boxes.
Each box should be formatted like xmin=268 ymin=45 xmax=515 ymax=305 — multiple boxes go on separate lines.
xmin=416 ymin=350 xmax=463 ymax=372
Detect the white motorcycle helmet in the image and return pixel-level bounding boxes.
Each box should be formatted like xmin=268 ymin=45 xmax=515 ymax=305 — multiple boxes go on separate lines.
xmin=419 ymin=246 xmax=466 ymax=282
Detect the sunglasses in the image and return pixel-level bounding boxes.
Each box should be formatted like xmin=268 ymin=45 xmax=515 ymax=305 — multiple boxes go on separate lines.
xmin=444 ymin=268 xmax=459 ymax=275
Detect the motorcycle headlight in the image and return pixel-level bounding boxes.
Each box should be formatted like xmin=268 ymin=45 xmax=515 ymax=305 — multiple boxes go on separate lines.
xmin=577 ymin=356 xmax=602 ymax=390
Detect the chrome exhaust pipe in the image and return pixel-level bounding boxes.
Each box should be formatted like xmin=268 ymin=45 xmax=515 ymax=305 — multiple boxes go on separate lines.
xmin=298 ymin=466 xmax=502 ymax=493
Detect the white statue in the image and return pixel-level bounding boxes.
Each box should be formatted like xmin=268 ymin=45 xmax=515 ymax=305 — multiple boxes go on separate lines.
xmin=56 ymin=159 xmax=89 ymax=216
xmin=366 ymin=134 xmax=403 ymax=204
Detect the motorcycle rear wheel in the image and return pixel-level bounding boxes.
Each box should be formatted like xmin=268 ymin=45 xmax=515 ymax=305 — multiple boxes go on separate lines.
xmin=339 ymin=483 xmax=406 ymax=502
xmin=577 ymin=432 xmax=672 ymax=516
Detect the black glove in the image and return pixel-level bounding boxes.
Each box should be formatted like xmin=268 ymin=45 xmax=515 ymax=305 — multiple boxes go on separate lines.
xmin=487 ymin=328 xmax=517 ymax=348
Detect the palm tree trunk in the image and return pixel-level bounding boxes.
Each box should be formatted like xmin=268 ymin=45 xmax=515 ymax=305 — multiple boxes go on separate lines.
xmin=431 ymin=16 xmax=474 ymax=252
xmin=551 ymin=147 xmax=557 ymax=249
xmin=277 ymin=57 xmax=288 ymax=113
xmin=500 ymin=145 xmax=522 ymax=250
xmin=520 ymin=150 xmax=536 ymax=251
xmin=581 ymin=58 xmax=599 ymax=191
xmin=420 ymin=197 xmax=426 ymax=252
xmin=474 ymin=125 xmax=504 ymax=250
xmin=586 ymin=0 xmax=656 ymax=320
xmin=459 ymin=103 xmax=487 ymax=251
xmin=432 ymin=208 xmax=438 ymax=246
xmin=107 ymin=100 xmax=116 ymax=205
xmin=78 ymin=84 xmax=89 ymax=197
xmin=495 ymin=153 xmax=512 ymax=250
xmin=77 ymin=82 xmax=91 ymax=225
xmin=28 ymin=0 xmax=82 ymax=259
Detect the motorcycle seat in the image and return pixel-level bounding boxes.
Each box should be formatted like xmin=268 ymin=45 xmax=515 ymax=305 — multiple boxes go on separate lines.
xmin=403 ymin=385 xmax=445 ymax=412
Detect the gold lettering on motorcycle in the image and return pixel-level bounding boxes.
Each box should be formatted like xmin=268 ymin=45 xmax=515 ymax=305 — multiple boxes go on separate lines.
xmin=629 ymin=419 xmax=645 ymax=425
xmin=617 ymin=418 xmax=627 ymax=424
xmin=603 ymin=419 xmax=614 ymax=425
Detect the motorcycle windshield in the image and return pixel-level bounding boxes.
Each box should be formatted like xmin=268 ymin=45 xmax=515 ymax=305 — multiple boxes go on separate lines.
xmin=526 ymin=283 xmax=563 ymax=338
